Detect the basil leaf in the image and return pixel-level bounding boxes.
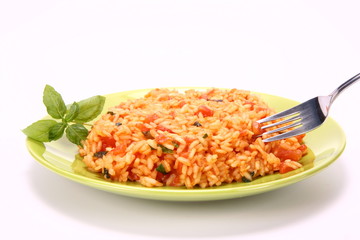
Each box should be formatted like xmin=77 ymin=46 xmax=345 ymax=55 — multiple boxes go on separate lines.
xmin=22 ymin=119 xmax=58 ymax=142
xmin=64 ymin=102 xmax=80 ymax=122
xmin=49 ymin=122 xmax=67 ymax=141
xmin=43 ymin=85 xmax=67 ymax=119
xmin=74 ymin=95 xmax=105 ymax=123
xmin=66 ymin=123 xmax=89 ymax=146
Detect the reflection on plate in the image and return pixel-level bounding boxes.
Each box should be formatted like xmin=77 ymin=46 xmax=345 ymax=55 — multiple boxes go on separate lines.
xmin=25 ymin=88 xmax=346 ymax=201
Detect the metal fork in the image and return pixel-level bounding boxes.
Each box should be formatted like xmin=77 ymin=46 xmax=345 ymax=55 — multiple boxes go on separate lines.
xmin=257 ymin=73 xmax=360 ymax=142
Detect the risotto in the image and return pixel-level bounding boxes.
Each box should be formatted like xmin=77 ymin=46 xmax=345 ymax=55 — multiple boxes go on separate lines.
xmin=79 ymin=88 xmax=307 ymax=188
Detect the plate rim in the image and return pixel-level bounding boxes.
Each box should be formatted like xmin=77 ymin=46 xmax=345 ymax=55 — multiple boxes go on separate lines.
xmin=25 ymin=88 xmax=347 ymax=201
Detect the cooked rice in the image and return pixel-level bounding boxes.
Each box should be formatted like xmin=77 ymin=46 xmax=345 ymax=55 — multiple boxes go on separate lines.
xmin=79 ymin=88 xmax=308 ymax=188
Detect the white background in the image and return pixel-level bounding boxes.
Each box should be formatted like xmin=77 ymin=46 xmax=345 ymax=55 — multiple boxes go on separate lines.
xmin=1 ymin=0 xmax=360 ymax=239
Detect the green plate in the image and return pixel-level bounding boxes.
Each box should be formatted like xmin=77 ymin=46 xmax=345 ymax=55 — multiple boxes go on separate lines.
xmin=25 ymin=88 xmax=346 ymax=201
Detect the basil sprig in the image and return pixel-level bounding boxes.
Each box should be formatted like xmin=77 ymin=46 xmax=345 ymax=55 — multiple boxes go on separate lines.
xmin=22 ymin=85 xmax=105 ymax=146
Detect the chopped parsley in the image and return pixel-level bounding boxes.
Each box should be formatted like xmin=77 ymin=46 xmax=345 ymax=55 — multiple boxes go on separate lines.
xmin=158 ymin=144 xmax=174 ymax=153
xmin=242 ymin=176 xmax=251 ymax=183
xmin=103 ymin=168 xmax=111 ymax=179
xmin=94 ymin=151 xmax=108 ymax=158
xmin=148 ymin=144 xmax=157 ymax=150
xmin=142 ymin=131 xmax=154 ymax=139
xmin=156 ymin=164 xmax=168 ymax=174
xmin=173 ymin=141 xmax=179 ymax=148
xmin=193 ymin=121 xmax=202 ymax=127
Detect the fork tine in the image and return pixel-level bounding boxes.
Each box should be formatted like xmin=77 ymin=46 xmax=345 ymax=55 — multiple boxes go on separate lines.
xmin=261 ymin=127 xmax=306 ymax=143
xmin=261 ymin=121 xmax=302 ymax=136
xmin=257 ymin=107 xmax=301 ymax=124
xmin=257 ymin=97 xmax=318 ymax=124
xmin=260 ymin=114 xmax=301 ymax=130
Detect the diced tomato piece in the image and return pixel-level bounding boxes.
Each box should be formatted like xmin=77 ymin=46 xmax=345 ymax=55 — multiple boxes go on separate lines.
xmin=200 ymin=94 xmax=208 ymax=100
xmin=156 ymin=172 xmax=165 ymax=181
xmin=170 ymin=176 xmax=181 ymax=186
xmin=179 ymin=151 xmax=189 ymax=158
xmin=155 ymin=134 xmax=171 ymax=144
xmin=197 ymin=105 xmax=214 ymax=117
xmin=295 ymin=134 xmax=306 ymax=142
xmin=183 ymin=136 xmax=195 ymax=143
xmin=144 ymin=113 xmax=159 ymax=123
xmin=199 ymin=89 xmax=215 ymax=100
xmin=128 ymin=171 xmax=140 ymax=181
xmin=169 ymin=111 xmax=176 ymax=118
xmin=279 ymin=162 xmax=295 ymax=174
xmin=240 ymin=130 xmax=248 ymax=137
xmin=178 ymin=101 xmax=186 ymax=108
xmin=244 ymin=100 xmax=255 ymax=106
xmin=101 ymin=137 xmax=116 ymax=151
xmin=136 ymin=123 xmax=150 ymax=132
xmin=110 ymin=142 xmax=127 ymax=156
xmin=156 ymin=125 xmax=174 ymax=133
xmin=175 ymin=162 xmax=183 ymax=175
xmin=298 ymin=144 xmax=307 ymax=152
xmin=244 ymin=101 xmax=255 ymax=111
xmin=275 ymin=147 xmax=303 ymax=162
xmin=252 ymin=121 xmax=263 ymax=136
xmin=161 ymin=172 xmax=171 ymax=182
xmin=256 ymin=107 xmax=268 ymax=111
xmin=168 ymin=162 xmax=184 ymax=186
xmin=158 ymin=95 xmax=170 ymax=101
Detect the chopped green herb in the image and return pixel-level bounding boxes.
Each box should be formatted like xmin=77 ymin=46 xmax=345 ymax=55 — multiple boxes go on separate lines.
xmin=115 ymin=122 xmax=122 ymax=126
xmin=148 ymin=144 xmax=156 ymax=150
xmin=142 ymin=131 xmax=154 ymax=139
xmin=242 ymin=176 xmax=251 ymax=183
xmin=94 ymin=151 xmax=108 ymax=158
xmin=203 ymin=133 xmax=209 ymax=139
xmin=173 ymin=142 xmax=179 ymax=148
xmin=193 ymin=121 xmax=202 ymax=127
xmin=156 ymin=164 xmax=168 ymax=174
xmin=103 ymin=168 xmax=111 ymax=179
xmin=158 ymin=144 xmax=174 ymax=153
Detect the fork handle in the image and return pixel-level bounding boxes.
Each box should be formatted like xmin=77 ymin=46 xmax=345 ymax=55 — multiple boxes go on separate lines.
xmin=329 ymin=73 xmax=360 ymax=103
